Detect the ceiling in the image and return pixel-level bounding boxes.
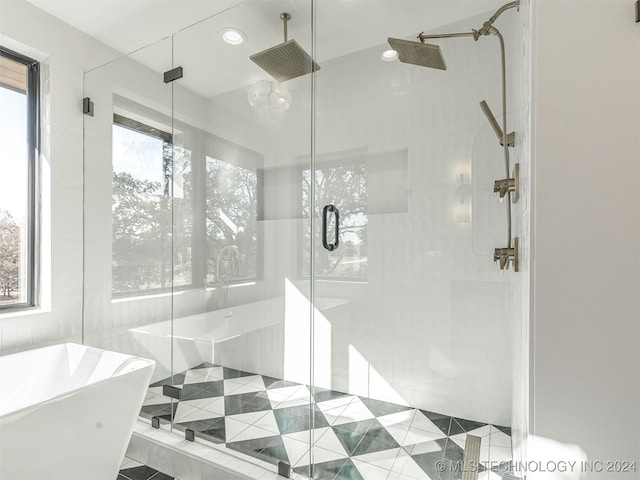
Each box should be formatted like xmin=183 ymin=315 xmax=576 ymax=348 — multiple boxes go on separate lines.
xmin=26 ymin=0 xmax=248 ymax=57
xmin=26 ymin=0 xmax=504 ymax=98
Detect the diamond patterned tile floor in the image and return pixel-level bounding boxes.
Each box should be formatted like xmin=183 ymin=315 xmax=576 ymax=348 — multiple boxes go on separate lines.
xmin=142 ymin=363 xmax=513 ymax=480
xmin=117 ymin=458 xmax=174 ymax=480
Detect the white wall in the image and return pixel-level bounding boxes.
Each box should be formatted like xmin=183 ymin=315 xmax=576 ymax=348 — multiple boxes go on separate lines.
xmin=0 ymin=0 xmax=118 ymax=355
xmin=532 ymin=0 xmax=640 ymax=476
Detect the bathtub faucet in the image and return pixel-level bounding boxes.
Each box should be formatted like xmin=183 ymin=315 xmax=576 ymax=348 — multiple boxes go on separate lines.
xmin=216 ymin=245 xmax=240 ymax=307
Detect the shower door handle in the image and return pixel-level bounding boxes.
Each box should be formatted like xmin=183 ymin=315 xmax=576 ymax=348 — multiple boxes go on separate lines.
xmin=322 ymin=204 xmax=340 ymax=251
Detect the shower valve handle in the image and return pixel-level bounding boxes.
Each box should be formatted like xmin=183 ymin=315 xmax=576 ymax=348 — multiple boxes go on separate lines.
xmin=322 ymin=204 xmax=340 ymax=252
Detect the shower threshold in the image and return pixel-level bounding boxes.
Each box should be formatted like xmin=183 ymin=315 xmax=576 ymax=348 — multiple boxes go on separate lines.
xmin=138 ymin=363 xmax=513 ymax=480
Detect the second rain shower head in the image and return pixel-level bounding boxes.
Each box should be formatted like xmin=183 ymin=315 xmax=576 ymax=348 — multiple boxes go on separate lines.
xmin=250 ymin=12 xmax=320 ymax=83
xmin=387 ymin=37 xmax=447 ymax=71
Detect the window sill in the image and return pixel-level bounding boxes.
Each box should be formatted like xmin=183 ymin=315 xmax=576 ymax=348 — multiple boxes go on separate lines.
xmin=0 ymin=305 xmax=49 ymax=320
xmin=205 ymin=281 xmax=256 ymax=292
xmin=305 ymin=278 xmax=368 ymax=285
xmin=112 ymin=281 xmax=257 ymax=304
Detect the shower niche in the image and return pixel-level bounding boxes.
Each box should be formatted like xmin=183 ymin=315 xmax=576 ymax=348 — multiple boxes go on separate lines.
xmin=83 ymin=0 xmax=530 ymax=477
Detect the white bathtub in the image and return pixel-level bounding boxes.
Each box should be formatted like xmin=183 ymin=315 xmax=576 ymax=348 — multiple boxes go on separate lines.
xmin=129 ymin=294 xmax=350 ymax=384
xmin=130 ymin=297 xmax=285 ymax=382
xmin=0 ymin=343 xmax=155 ymax=480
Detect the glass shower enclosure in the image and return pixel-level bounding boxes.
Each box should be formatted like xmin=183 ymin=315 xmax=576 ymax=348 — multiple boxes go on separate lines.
xmin=83 ymin=0 xmax=529 ymax=477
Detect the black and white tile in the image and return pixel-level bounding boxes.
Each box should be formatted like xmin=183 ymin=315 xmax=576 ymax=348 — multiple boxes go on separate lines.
xmin=142 ymin=364 xmax=513 ymax=480
xmin=117 ymin=457 xmax=173 ymax=480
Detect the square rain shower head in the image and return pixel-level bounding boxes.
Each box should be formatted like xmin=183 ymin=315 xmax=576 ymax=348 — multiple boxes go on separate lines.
xmin=250 ymin=39 xmax=320 ymax=83
xmin=387 ymin=37 xmax=447 ymax=71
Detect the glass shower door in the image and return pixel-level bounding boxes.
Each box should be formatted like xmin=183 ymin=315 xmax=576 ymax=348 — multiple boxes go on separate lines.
xmin=310 ymin=2 xmax=517 ymax=479
xmin=83 ymin=1 xmax=523 ymax=478
xmin=83 ymin=37 xmax=177 ymax=424
xmin=170 ymin=0 xmax=315 ymax=472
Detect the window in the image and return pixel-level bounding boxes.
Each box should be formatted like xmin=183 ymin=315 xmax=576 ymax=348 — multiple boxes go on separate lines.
xmin=111 ymin=115 xmax=192 ymax=296
xmin=205 ymin=157 xmax=258 ymax=285
xmin=112 ymin=113 xmax=259 ymax=297
xmin=0 ymin=47 xmax=39 ymax=310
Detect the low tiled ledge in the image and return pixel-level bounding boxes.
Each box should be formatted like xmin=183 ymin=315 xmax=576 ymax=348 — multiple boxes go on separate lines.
xmin=126 ymin=420 xmax=282 ymax=480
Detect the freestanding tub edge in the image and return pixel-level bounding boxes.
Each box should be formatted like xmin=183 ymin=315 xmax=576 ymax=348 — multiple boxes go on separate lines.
xmin=0 ymin=343 xmax=155 ymax=480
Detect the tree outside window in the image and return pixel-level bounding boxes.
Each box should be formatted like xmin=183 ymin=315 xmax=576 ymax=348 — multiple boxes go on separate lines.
xmin=205 ymin=157 xmax=258 ymax=285
xmin=0 ymin=211 xmax=20 ymax=300
xmin=301 ymin=160 xmax=368 ymax=280
xmin=111 ymin=121 xmax=192 ymax=295
xmin=112 ymin=117 xmax=259 ymax=296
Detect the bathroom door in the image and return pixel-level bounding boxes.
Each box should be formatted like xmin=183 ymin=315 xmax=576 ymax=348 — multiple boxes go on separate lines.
xmin=308 ymin=25 xmax=461 ymax=476
xmin=307 ymin=5 xmax=419 ymax=475
xmin=309 ymin=2 xmax=519 ymax=479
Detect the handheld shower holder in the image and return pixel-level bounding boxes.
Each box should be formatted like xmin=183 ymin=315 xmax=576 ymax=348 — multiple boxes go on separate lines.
xmin=501 ymin=132 xmax=516 ymax=148
xmin=494 ymin=237 xmax=519 ymax=273
xmin=494 ymin=163 xmax=520 ymax=204
xmin=479 ymin=100 xmax=516 ymax=148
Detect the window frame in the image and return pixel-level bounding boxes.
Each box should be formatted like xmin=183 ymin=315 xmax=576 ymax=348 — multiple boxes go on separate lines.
xmin=0 ymin=46 xmax=40 ymax=312
xmin=111 ymin=114 xmax=175 ymax=298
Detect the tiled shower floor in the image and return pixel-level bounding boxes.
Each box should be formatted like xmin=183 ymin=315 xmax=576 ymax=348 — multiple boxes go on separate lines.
xmin=140 ymin=363 xmax=513 ymax=480
xmin=118 ymin=457 xmax=173 ymax=480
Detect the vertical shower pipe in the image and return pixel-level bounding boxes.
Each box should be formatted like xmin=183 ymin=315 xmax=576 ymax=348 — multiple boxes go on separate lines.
xmin=419 ymin=1 xmax=520 ymax=253
xmin=495 ymin=27 xmax=512 ymax=248
xmin=479 ymin=2 xmax=520 ymax=250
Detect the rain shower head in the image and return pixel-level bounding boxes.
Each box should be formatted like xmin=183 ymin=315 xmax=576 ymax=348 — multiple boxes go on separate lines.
xmin=251 ymin=39 xmax=319 ymax=83
xmin=250 ymin=12 xmax=320 ymax=83
xmin=387 ymin=37 xmax=447 ymax=71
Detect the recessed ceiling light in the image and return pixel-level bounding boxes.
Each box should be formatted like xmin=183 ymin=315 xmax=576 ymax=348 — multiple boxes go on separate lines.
xmin=381 ymin=49 xmax=399 ymax=62
xmin=221 ymin=28 xmax=246 ymax=46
